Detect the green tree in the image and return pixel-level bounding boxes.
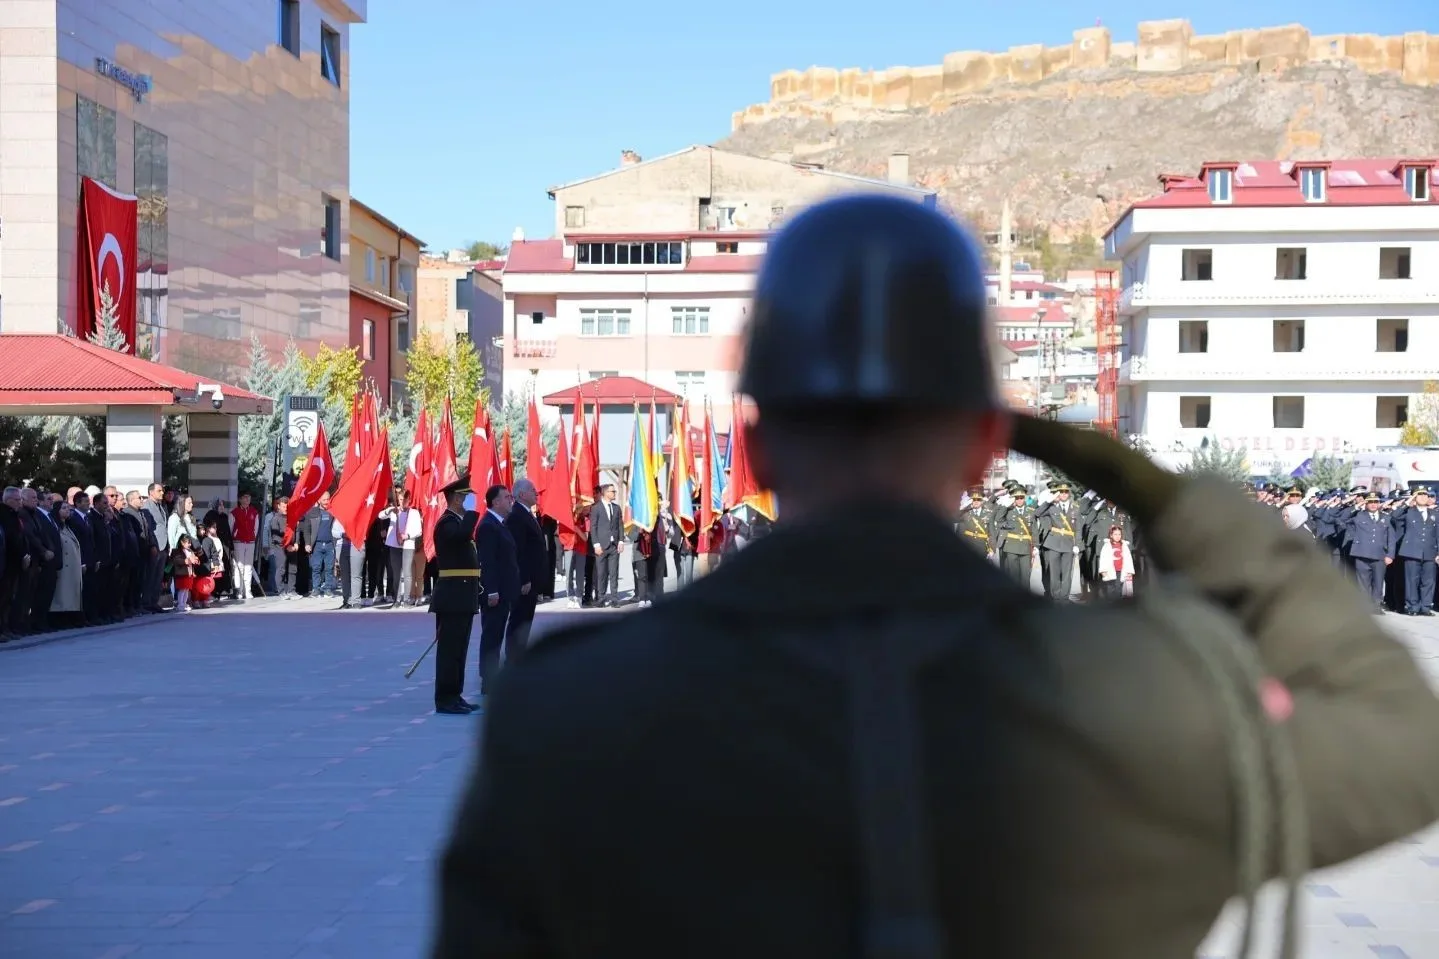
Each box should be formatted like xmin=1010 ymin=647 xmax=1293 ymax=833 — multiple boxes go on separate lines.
xmin=463 ymin=240 xmax=509 ymax=261
xmin=404 ymin=332 xmax=488 ymax=437
xmin=237 ymin=334 xmax=352 ymax=496
xmin=87 ymin=286 xmax=129 ymax=352
xmin=499 ymin=391 xmax=559 ymax=476
xmin=298 ymin=343 xmax=365 ymax=407
xmin=1299 ymin=453 xmax=1352 ymax=489
xmin=1180 ymin=441 xmax=1251 ymax=482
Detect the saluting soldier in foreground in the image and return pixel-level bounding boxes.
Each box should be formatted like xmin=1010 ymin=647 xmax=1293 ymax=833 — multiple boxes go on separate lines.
xmin=432 ymin=195 xmax=1439 ymax=959
xmin=429 ymin=474 xmax=481 ymax=715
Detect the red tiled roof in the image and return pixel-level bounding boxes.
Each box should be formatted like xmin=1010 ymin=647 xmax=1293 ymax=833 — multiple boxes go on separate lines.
xmin=504 ymin=240 xmax=573 ymax=274
xmin=471 ymin=259 xmax=506 ymax=272
xmin=0 ymin=334 xmax=271 ymax=413
xmin=992 ymin=305 xmax=1073 ymax=325
xmin=541 ymin=376 xmax=681 ymax=406
xmin=1003 ymin=339 xmax=1041 ymax=351
xmin=1114 ymin=158 xmax=1439 ymax=228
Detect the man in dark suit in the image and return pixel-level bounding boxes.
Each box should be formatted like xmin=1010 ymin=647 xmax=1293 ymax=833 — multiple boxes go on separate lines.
xmin=429 ymin=474 xmax=481 ymax=715
xmin=27 ymin=490 xmax=62 ymax=633
xmin=504 ymin=478 xmax=548 ymax=656
xmin=67 ymin=489 xmax=99 ymax=626
xmin=587 ymin=483 xmax=622 ymax=606
xmin=475 ymin=484 xmax=520 ymax=696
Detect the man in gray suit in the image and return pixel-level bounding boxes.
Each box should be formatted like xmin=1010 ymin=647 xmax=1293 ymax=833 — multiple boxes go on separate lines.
xmin=140 ymin=482 xmax=168 ymax=612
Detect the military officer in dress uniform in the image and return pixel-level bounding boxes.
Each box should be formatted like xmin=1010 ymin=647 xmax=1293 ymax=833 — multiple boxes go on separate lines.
xmin=993 ymin=481 xmax=1035 ymax=586
xmin=1345 ymin=491 xmax=1393 ymax=613
xmin=1034 ymin=482 xmax=1078 ymax=600
xmin=955 ymin=486 xmax=992 ymax=557
xmin=1392 ymin=486 xmax=1439 ymax=616
xmin=429 ymin=474 xmax=481 ymax=715
xmin=433 ymin=193 xmax=1439 ymax=959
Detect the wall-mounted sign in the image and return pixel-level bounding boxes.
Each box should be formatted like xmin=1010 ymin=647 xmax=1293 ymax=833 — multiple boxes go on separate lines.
xmin=95 ymin=58 xmax=152 ymax=102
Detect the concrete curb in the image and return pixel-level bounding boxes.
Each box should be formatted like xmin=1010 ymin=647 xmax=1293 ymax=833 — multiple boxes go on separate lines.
xmin=0 ymin=612 xmax=169 ymax=653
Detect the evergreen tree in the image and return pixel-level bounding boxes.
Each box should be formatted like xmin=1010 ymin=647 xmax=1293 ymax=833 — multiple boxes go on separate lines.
xmin=1299 ymin=453 xmax=1353 ymax=490
xmin=1180 ymin=441 xmax=1251 ymax=483
xmin=86 ymin=285 xmax=130 ymax=352
xmin=236 ymin=334 xmax=351 ymax=497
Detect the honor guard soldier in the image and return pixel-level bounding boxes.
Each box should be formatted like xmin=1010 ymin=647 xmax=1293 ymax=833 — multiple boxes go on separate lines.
xmin=1393 ymin=487 xmax=1439 ymax=615
xmin=993 ymin=481 xmax=1035 ymax=586
xmin=433 ymin=194 xmax=1439 ymax=959
xmin=1034 ymin=481 xmax=1078 ymax=600
xmin=1345 ymin=491 xmax=1394 ymax=613
xmin=430 ymin=473 xmax=481 ymax=715
xmin=955 ymin=486 xmax=992 ymax=556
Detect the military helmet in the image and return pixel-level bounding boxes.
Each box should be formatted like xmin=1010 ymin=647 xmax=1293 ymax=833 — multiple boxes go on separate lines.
xmin=739 ymin=194 xmax=996 ymax=411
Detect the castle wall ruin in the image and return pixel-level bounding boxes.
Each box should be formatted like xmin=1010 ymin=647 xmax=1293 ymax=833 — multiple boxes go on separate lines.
xmin=732 ymin=21 xmax=1439 ymax=130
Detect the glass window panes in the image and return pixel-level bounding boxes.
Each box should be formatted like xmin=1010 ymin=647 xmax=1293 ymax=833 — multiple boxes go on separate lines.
xmin=77 ymin=96 xmax=117 ymax=188
xmin=671 ymin=307 xmax=710 ymax=335
xmin=580 ymin=308 xmax=631 ymax=336
xmin=364 ymin=249 xmax=376 ymax=282
xmin=134 ymin=124 xmax=168 ymax=349
xmin=575 ymin=241 xmax=685 ymax=266
xmin=1207 ymin=169 xmax=1231 ymax=203
xmin=1300 ymin=167 xmax=1325 ymax=202
xmin=320 ymin=25 xmax=341 ymax=86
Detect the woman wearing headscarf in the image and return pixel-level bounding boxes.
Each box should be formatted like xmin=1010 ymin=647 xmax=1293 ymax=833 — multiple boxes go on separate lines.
xmin=49 ymin=498 xmax=84 ymax=627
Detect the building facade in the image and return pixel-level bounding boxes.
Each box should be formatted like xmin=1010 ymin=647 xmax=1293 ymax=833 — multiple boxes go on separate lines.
xmin=416 ymin=255 xmax=504 ymax=409
xmin=0 ymin=0 xmax=364 ymax=383
xmin=501 ymin=145 xmax=936 ymax=419
xmin=1106 ymin=158 xmax=1439 ymax=473
xmin=348 ymin=199 xmax=421 ymax=404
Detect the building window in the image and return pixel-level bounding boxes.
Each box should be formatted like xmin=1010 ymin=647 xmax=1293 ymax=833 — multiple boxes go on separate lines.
xmin=1178 ymin=320 xmax=1208 ymax=353
xmin=1180 ymin=396 xmax=1211 ymax=429
xmin=1377 ymin=318 xmax=1409 ymax=352
xmin=671 ymin=307 xmax=710 ymax=335
xmin=716 ymin=242 xmax=739 ymax=254
xmin=1377 ymin=396 xmax=1409 ymax=429
xmin=1275 ymin=247 xmax=1306 ymax=280
xmin=1380 ymin=247 xmax=1412 ymax=280
xmin=565 ymin=206 xmax=585 ymax=228
xmin=579 ymin=308 xmax=631 ymax=336
xmin=1404 ymin=166 xmax=1431 ymax=202
xmin=76 ymin=96 xmax=117 ymax=188
xmin=321 ymin=196 xmax=341 ymax=260
xmin=575 ymin=241 xmax=684 ymax=266
xmin=362 ymin=320 xmax=375 ymax=360
xmin=279 ymin=0 xmax=300 ymax=55
xmin=1273 ymin=396 xmax=1305 ymax=429
xmin=675 ymin=371 xmax=706 ymax=394
xmin=378 ymin=256 xmax=390 ymax=290
xmin=320 ymin=23 xmax=341 ymax=86
xmin=1206 ymin=169 xmax=1233 ymax=204
xmin=1299 ymin=167 xmax=1326 ymax=202
xmin=1272 ymin=319 xmax=1304 ymax=352
xmin=134 ymin=124 xmax=169 ymax=350
xmin=396 ymin=315 xmax=410 ymax=352
xmin=588 ymin=370 xmax=618 ymax=379
xmin=364 ymin=248 xmax=376 ymax=283
xmin=1181 ymin=249 xmax=1213 ymax=281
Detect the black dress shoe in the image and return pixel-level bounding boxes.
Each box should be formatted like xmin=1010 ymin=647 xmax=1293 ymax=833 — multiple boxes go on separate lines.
xmin=435 ymin=701 xmax=471 ymax=715
xmin=337 ymin=602 xmax=352 ymax=610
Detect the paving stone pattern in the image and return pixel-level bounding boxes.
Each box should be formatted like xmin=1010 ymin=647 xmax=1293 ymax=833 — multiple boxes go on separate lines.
xmin=3 ymin=597 xmax=1439 ymax=958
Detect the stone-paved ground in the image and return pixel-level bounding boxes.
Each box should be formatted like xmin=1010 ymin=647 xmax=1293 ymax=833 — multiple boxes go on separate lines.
xmin=3 ymin=597 xmax=1439 ymax=958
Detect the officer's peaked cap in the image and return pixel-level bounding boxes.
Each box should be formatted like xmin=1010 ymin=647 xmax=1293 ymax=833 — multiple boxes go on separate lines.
xmin=739 ymin=194 xmax=997 ymax=412
xmin=440 ymin=473 xmax=472 ymax=496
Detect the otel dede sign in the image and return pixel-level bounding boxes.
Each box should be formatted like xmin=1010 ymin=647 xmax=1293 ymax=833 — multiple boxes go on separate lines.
xmin=95 ymin=58 xmax=152 ymax=102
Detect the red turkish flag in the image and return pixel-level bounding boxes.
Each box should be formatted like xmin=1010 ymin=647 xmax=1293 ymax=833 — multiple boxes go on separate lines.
xmin=330 ymin=425 xmax=392 ymax=545
xmin=283 ymin=421 xmax=334 ymax=546
xmin=499 ymin=428 xmax=514 ymax=489
xmin=405 ymin=408 xmax=431 ymax=504
xmin=466 ymin=399 xmax=496 ymax=491
xmin=525 ymin=396 xmax=547 ymax=493
xmin=72 ymin=177 xmax=138 ymax=351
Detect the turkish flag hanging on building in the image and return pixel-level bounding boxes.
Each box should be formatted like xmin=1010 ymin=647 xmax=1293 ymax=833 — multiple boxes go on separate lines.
xmin=73 ymin=177 xmax=138 ymax=351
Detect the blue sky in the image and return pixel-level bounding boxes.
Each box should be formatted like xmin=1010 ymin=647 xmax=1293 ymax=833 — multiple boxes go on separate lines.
xmin=350 ymin=1 xmax=1435 ymax=252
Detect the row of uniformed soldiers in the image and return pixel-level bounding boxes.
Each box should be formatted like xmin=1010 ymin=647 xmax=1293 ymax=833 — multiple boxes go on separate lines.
xmin=958 ymin=479 xmax=1144 ymax=600
xmin=1267 ymin=483 xmax=1439 ymax=616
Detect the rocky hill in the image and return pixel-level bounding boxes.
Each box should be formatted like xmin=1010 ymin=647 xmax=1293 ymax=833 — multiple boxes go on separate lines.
xmin=717 ymin=21 xmax=1439 ymax=245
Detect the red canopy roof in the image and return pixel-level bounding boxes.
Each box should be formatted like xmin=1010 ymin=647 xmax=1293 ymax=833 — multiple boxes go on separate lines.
xmin=0 ymin=334 xmax=272 ymax=414
xmin=541 ymin=376 xmax=681 ymax=406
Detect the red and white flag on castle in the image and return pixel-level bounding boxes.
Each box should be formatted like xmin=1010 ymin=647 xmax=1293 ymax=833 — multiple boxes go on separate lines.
xmin=72 ymin=177 xmax=139 ymax=350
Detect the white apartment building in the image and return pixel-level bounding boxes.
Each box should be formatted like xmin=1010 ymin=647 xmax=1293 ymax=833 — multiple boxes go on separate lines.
xmin=499 ymin=145 xmax=937 ymax=421
xmin=1105 ymin=158 xmax=1439 ymax=473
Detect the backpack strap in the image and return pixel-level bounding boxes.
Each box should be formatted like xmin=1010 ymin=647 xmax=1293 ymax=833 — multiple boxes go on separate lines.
xmin=844 ymin=609 xmax=993 ymax=959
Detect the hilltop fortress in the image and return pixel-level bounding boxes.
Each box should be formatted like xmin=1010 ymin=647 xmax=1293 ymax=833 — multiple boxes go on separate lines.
xmin=731 ymin=20 xmax=1439 ymax=130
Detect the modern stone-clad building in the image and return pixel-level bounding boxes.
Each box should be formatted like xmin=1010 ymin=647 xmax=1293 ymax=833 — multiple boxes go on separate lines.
xmin=0 ymin=0 xmax=365 ymax=382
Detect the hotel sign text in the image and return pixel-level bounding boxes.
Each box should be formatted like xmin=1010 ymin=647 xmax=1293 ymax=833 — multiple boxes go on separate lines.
xmin=95 ymin=58 xmax=152 ymax=102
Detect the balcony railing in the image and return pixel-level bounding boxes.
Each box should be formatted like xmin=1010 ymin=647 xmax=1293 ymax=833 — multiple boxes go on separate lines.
xmin=1118 ymin=280 xmax=1439 ymax=314
xmin=1120 ymin=352 xmax=1439 ymax=382
xmin=512 ymin=338 xmax=558 ymax=358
